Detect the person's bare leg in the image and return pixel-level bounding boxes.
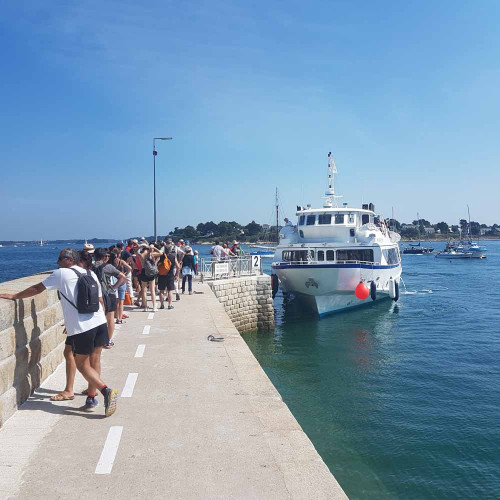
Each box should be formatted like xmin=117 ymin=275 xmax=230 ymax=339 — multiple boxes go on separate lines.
xmin=75 ymin=354 xmax=104 ymax=390
xmin=150 ymin=281 xmax=156 ymax=310
xmin=159 ymin=290 xmax=164 ymax=307
xmin=106 ymin=311 xmax=114 ymax=341
xmin=88 ymin=346 xmax=103 ymax=395
xmin=51 ymin=345 xmax=76 ymax=400
xmin=141 ymin=283 xmax=147 ymax=309
xmin=117 ymin=299 xmax=123 ymax=321
xmin=168 ymin=289 xmax=172 ymax=307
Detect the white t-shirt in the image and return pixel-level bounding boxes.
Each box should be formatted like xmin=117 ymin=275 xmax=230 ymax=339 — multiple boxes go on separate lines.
xmin=42 ymin=265 xmax=107 ymax=337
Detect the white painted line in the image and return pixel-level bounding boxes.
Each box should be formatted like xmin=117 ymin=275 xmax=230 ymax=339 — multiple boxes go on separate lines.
xmin=142 ymin=325 xmax=150 ymax=335
xmin=135 ymin=345 xmax=146 ymax=358
xmin=95 ymin=426 xmax=123 ymax=475
xmin=147 ymin=312 xmax=154 ymax=320
xmin=121 ymin=373 xmax=138 ymax=398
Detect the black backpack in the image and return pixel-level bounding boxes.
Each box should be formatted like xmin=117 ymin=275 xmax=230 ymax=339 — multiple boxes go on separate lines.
xmin=59 ymin=268 xmax=100 ymax=314
xmin=143 ymin=257 xmax=158 ymax=279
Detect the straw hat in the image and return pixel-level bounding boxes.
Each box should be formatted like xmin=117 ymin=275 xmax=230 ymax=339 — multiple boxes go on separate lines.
xmin=83 ymin=243 xmax=95 ymax=253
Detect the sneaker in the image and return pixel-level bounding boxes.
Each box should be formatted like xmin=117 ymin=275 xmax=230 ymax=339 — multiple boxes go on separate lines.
xmin=143 ymin=307 xmax=148 ymax=312
xmin=153 ymin=308 xmax=158 ymax=312
xmin=189 ymin=291 xmax=192 ymax=295
xmin=160 ymin=304 xmax=165 ymax=309
xmin=182 ymin=290 xmax=185 ymax=294
xmin=83 ymin=396 xmax=99 ymax=412
xmin=168 ymin=305 xmax=174 ymax=310
xmin=102 ymin=387 xmax=118 ymax=417
xmin=176 ymin=293 xmax=180 ymax=301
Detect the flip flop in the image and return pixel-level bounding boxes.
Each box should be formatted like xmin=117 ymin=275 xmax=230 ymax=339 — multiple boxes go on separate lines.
xmin=50 ymin=393 xmax=75 ymax=401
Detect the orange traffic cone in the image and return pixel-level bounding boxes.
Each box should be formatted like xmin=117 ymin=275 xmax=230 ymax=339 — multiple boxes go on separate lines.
xmin=124 ymin=291 xmax=132 ymax=306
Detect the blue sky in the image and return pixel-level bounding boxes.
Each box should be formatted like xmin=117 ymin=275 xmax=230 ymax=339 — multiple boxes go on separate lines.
xmin=1 ymin=1 xmax=500 ymax=240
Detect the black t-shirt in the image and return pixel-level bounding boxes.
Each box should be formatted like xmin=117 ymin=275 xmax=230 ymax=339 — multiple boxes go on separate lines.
xmin=121 ymin=249 xmax=132 ymax=261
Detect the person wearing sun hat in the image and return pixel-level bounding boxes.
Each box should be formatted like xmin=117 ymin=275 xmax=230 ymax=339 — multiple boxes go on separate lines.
xmin=83 ymin=242 xmax=95 ymax=254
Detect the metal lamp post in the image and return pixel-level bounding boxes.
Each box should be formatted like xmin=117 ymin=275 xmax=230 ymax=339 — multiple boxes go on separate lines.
xmin=153 ymin=137 xmax=173 ymax=241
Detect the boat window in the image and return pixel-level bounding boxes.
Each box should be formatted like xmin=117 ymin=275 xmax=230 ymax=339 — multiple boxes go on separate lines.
xmin=318 ymin=214 xmax=332 ymax=225
xmin=362 ymin=214 xmax=369 ymax=225
xmin=299 ymin=215 xmax=305 ymax=225
xmin=299 ymin=230 xmax=304 ymax=238
xmin=336 ymin=249 xmax=374 ymax=262
xmin=326 ymin=250 xmax=335 ymax=261
xmin=306 ymin=215 xmax=316 ymax=225
xmin=348 ymin=214 xmax=355 ymax=224
xmin=317 ymin=250 xmax=324 ymax=261
xmin=382 ymin=248 xmax=400 ymax=265
xmin=335 ymin=214 xmax=345 ymax=224
xmin=294 ymin=250 xmax=308 ymax=262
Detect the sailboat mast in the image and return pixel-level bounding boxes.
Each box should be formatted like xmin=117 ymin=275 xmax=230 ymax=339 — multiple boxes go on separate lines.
xmin=275 ymin=187 xmax=279 ymax=243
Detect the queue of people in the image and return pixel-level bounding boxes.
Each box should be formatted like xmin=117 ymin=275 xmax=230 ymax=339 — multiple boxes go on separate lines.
xmin=0 ymin=236 xmax=211 ymax=417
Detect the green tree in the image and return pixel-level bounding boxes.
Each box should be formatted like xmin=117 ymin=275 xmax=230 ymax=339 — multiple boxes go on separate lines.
xmin=435 ymin=222 xmax=449 ymax=234
xmin=245 ymin=220 xmax=262 ymax=236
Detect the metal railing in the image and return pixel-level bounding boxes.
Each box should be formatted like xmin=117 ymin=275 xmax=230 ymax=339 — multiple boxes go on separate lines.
xmin=199 ymin=256 xmax=262 ymax=282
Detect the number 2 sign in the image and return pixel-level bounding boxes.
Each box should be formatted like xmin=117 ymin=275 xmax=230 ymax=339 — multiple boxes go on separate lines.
xmin=252 ymin=255 xmax=261 ymax=271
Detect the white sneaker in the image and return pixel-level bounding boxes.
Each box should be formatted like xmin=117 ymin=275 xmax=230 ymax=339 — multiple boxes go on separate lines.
xmin=143 ymin=307 xmax=148 ymax=312
xmin=153 ymin=308 xmax=158 ymax=312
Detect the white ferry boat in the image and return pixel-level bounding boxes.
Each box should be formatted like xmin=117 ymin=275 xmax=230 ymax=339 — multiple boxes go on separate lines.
xmin=271 ymin=153 xmax=402 ymax=316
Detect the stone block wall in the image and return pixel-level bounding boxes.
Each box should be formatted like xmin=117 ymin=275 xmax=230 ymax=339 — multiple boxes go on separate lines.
xmin=208 ymin=275 xmax=274 ymax=333
xmin=0 ymin=272 xmax=65 ymax=428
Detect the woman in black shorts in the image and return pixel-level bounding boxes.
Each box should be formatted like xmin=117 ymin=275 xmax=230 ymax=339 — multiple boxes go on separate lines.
xmin=138 ymin=244 xmax=162 ymax=312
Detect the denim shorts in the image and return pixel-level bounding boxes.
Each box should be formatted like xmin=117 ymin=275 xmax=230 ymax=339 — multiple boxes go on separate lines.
xmin=117 ymin=283 xmax=127 ymax=300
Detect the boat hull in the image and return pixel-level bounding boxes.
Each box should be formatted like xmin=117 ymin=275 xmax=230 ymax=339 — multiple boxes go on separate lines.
xmin=274 ymin=263 xmax=401 ymax=316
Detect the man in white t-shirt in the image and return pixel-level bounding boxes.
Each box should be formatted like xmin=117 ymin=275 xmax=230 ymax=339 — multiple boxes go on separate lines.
xmin=0 ymin=248 xmax=118 ymax=417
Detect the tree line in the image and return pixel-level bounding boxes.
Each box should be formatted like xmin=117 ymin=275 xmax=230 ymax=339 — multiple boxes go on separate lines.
xmin=168 ymin=221 xmax=278 ymax=243
xmin=388 ymin=218 xmax=500 ymax=238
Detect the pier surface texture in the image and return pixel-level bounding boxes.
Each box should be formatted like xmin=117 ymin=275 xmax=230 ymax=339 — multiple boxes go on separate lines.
xmin=0 ymin=274 xmax=347 ymax=499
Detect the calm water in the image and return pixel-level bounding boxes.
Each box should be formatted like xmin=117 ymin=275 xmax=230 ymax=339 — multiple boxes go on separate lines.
xmin=248 ymin=242 xmax=500 ymax=499
xmin=2 ymin=242 xmax=499 ymax=498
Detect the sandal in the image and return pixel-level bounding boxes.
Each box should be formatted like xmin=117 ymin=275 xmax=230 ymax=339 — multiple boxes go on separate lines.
xmin=50 ymin=393 xmax=75 ymax=401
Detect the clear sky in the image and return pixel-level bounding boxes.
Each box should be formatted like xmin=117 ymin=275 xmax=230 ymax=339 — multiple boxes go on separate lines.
xmin=1 ymin=1 xmax=500 ymax=240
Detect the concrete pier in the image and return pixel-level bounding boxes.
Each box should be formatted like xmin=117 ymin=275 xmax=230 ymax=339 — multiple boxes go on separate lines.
xmin=0 ymin=277 xmax=347 ymax=499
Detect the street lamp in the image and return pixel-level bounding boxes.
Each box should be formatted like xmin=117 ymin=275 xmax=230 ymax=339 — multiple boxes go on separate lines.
xmin=153 ymin=137 xmax=173 ymax=241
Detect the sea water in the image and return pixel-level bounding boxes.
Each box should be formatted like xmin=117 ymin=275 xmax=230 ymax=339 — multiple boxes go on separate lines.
xmin=1 ymin=242 xmax=499 ymax=498
xmin=247 ymin=241 xmax=500 ymax=499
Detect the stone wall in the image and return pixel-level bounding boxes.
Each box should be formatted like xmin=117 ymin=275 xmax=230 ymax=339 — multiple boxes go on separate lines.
xmin=0 ymin=272 xmax=65 ymax=428
xmin=207 ymin=275 xmax=274 ymax=332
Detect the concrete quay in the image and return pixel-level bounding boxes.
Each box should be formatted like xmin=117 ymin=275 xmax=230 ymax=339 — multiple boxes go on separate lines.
xmin=0 ymin=281 xmax=347 ymax=499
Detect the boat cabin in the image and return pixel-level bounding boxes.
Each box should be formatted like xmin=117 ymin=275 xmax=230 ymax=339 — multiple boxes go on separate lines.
xmin=291 ymin=204 xmax=384 ymax=243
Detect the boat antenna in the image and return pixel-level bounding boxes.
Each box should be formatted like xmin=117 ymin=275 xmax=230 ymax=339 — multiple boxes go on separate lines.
xmin=323 ymin=152 xmax=343 ymax=208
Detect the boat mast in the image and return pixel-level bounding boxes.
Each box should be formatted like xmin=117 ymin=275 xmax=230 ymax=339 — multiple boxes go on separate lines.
xmin=276 ymin=187 xmax=279 ymax=243
xmin=323 ymin=152 xmax=342 ymax=208
xmin=467 ymin=204 xmax=472 ymax=242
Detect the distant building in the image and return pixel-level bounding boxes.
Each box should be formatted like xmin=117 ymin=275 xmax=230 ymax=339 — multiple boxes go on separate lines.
xmin=401 ymin=224 xmax=418 ymax=230
xmin=261 ymin=224 xmax=270 ymax=231
xmin=423 ymin=227 xmax=435 ymax=235
xmin=480 ymin=227 xmax=492 ymax=236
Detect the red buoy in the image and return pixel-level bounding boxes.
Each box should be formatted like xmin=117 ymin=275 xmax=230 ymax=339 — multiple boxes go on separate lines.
xmin=355 ymin=282 xmax=370 ymax=300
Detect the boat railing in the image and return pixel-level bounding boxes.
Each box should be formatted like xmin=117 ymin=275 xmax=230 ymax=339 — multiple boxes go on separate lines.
xmin=198 ymin=256 xmax=261 ymax=282
xmin=273 ymin=259 xmax=381 ymax=266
